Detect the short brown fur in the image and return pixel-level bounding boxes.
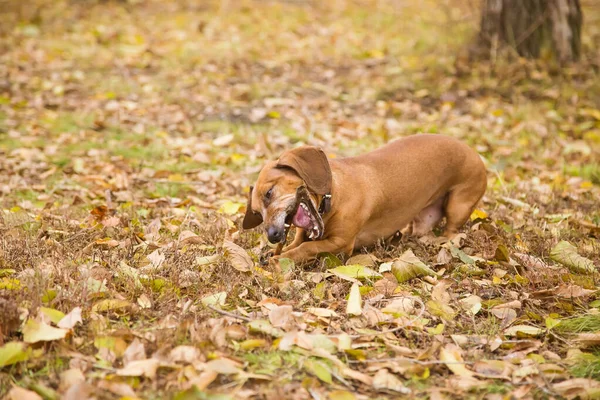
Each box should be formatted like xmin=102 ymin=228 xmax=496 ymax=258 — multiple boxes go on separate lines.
xmin=244 ymin=134 xmax=487 ymax=263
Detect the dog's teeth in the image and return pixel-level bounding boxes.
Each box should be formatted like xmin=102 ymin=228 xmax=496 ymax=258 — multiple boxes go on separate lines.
xmin=308 ymin=231 xmax=314 ymax=239
xmin=284 ymin=223 xmax=290 ymax=228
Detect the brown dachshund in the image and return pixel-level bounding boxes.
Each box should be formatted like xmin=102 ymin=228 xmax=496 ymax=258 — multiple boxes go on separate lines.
xmin=243 ymin=134 xmax=487 ymax=263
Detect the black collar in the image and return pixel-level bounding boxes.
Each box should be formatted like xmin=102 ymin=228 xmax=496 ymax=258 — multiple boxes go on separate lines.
xmin=318 ymin=194 xmax=332 ymax=215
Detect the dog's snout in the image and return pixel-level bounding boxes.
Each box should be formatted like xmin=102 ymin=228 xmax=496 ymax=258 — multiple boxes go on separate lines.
xmin=267 ymin=226 xmax=285 ymax=243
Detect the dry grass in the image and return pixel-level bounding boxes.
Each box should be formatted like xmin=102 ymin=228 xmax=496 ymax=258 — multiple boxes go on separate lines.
xmin=0 ymin=0 xmax=600 ymax=398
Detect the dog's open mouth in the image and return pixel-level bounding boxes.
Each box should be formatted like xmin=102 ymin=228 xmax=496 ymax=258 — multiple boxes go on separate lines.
xmin=286 ymin=187 xmax=324 ymax=240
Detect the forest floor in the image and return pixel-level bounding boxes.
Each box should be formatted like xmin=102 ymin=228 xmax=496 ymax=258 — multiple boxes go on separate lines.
xmin=1 ymin=0 xmax=600 ymax=399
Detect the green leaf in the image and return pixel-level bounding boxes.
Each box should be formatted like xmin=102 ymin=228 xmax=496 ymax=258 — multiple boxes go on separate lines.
xmin=303 ymin=359 xmax=332 ymax=384
xmin=328 ymin=264 xmax=382 ymax=281
xmin=0 ymin=342 xmax=29 ymax=368
xmin=449 ymin=246 xmax=475 ymax=265
xmin=551 ymin=241 xmax=597 ymax=275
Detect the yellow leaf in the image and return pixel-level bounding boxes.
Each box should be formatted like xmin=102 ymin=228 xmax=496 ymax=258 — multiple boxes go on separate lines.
xmin=346 ymin=283 xmax=362 ymax=316
xmin=439 ymin=344 xmax=473 ymax=377
xmin=22 ymin=319 xmax=69 ymax=343
xmin=92 ymin=299 xmax=132 ymax=313
xmin=40 ymin=307 xmax=66 ymax=324
xmin=470 ymin=209 xmax=488 ymax=221
xmin=218 ymin=200 xmax=243 ymax=215
xmin=0 ymin=342 xmax=29 ymax=368
xmin=0 ymin=278 xmax=21 ymax=290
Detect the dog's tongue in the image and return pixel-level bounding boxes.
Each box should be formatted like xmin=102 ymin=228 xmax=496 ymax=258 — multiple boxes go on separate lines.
xmin=292 ymin=205 xmax=312 ymax=229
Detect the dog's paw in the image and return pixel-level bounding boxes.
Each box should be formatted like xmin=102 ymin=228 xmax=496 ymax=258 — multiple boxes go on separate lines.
xmin=259 ymin=250 xmax=274 ymax=266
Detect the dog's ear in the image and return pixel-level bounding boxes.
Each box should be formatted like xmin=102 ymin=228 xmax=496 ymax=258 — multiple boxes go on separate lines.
xmin=242 ymin=186 xmax=263 ymax=229
xmin=277 ymin=146 xmax=332 ymax=195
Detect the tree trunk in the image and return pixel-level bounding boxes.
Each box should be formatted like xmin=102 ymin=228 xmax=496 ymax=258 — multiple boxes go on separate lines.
xmin=476 ymin=0 xmax=582 ymax=64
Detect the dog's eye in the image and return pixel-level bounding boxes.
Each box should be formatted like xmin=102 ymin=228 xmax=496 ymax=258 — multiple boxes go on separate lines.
xmin=264 ymin=188 xmax=273 ymax=202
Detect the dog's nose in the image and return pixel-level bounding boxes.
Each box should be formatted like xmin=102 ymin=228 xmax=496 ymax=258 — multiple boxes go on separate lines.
xmin=267 ymin=226 xmax=284 ymax=243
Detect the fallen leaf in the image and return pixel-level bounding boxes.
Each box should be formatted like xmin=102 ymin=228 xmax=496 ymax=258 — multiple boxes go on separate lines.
xmin=550 ymin=241 xmax=596 ymax=275
xmin=97 ymin=380 xmax=137 ymax=398
xmin=57 ymin=307 xmax=82 ymax=330
xmin=345 ymin=254 xmax=377 ymax=267
xmin=391 ymin=249 xmax=436 ymax=283
xmin=40 ymin=307 xmax=65 ymax=324
xmin=206 ymin=358 xmax=241 ymax=374
xmin=268 ymin=304 xmax=293 ymax=328
xmin=248 ymin=319 xmax=284 ymax=338
xmin=223 ymin=240 xmax=253 ymax=272
xmin=146 ymin=249 xmax=165 ymax=270
xmin=22 ymin=319 xmax=69 ymax=343
xmin=123 ymin=338 xmax=146 ymax=365
xmin=0 ymin=342 xmax=29 ymax=367
xmin=170 ymin=345 xmax=201 ymax=364
xmin=372 ymin=368 xmax=410 ymax=393
xmin=307 ymin=307 xmax=338 ymax=318
xmin=328 ymin=264 xmax=382 ymax=281
xmin=459 ymin=295 xmax=482 ymax=315
xmin=303 ymin=358 xmax=332 ymax=384
xmin=6 ymin=387 xmax=42 ymax=400
xmin=553 ymin=378 xmax=600 ymax=399
xmin=116 ymin=358 xmax=160 ymax=378
xmin=137 ymin=294 xmax=152 ymax=309
xmin=554 ymin=283 xmax=596 ymax=298
xmin=201 ymin=291 xmax=227 ymax=307
xmin=59 ymin=368 xmax=85 ymax=392
xmin=346 ymin=282 xmax=362 ymax=316
xmin=328 ymin=390 xmax=357 ymax=400
xmin=504 ymin=325 xmax=544 ymax=337
xmin=439 ymin=344 xmax=473 ymax=377
xmin=92 ymin=299 xmax=132 ymax=313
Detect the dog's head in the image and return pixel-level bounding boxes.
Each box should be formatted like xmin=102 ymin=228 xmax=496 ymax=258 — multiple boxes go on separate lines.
xmin=243 ymin=146 xmax=332 ymax=244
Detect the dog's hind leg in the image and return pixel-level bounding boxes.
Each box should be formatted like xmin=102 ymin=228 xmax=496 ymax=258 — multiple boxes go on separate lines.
xmin=442 ymin=186 xmax=484 ymax=238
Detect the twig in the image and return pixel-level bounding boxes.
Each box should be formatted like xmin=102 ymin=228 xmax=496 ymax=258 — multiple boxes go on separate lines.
xmin=208 ymin=305 xmax=252 ymax=322
xmin=347 ymin=357 xmax=474 ymax=366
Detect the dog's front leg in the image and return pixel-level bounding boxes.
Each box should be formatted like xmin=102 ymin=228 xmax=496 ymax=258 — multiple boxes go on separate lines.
xmin=282 ymin=228 xmax=305 ymax=253
xmin=279 ymin=235 xmax=355 ymax=264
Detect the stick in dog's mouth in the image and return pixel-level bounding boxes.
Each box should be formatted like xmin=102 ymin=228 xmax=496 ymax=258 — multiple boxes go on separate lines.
xmin=285 ymin=186 xmax=324 ymax=241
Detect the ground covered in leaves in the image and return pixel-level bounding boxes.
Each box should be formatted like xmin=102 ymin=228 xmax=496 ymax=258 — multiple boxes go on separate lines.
xmin=1 ymin=0 xmax=600 ymax=399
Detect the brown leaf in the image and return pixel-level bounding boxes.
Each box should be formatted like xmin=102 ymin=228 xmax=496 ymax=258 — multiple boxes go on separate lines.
xmin=223 ymin=240 xmax=253 ymax=272
xmin=269 ymin=304 xmax=294 ymax=328
xmin=6 ymin=387 xmax=42 ymax=400
xmin=123 ymin=338 xmax=146 ymax=365
xmin=553 ymin=378 xmax=600 ymax=399
xmin=116 ymin=358 xmax=160 ymax=379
